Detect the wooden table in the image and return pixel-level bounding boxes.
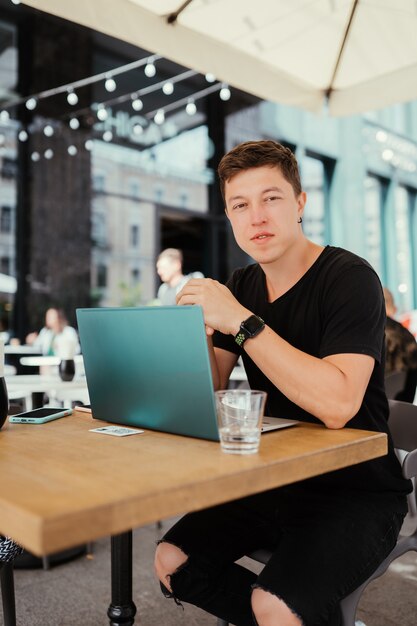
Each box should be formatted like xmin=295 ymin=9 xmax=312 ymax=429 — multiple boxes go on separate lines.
xmin=0 ymin=411 xmax=387 ymax=625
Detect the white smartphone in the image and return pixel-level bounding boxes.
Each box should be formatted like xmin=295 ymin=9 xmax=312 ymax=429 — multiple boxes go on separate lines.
xmin=9 ymin=407 xmax=73 ymax=424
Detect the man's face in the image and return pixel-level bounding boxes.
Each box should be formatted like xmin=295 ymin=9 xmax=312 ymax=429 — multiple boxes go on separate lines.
xmin=224 ymin=165 xmax=306 ymax=265
xmin=156 ymin=257 xmax=181 ymax=284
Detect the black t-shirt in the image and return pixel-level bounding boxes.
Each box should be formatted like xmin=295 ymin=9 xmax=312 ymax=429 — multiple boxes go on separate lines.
xmin=213 ymin=246 xmax=411 ymax=504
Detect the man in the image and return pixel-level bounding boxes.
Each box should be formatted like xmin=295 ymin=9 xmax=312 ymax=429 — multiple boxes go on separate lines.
xmin=383 ymin=287 xmax=417 ymax=402
xmin=155 ymin=141 xmax=410 ymax=626
xmin=156 ymin=248 xmax=203 ymax=305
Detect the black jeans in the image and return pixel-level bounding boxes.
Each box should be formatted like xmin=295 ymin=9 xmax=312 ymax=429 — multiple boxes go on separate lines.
xmin=159 ymin=483 xmax=405 ymax=626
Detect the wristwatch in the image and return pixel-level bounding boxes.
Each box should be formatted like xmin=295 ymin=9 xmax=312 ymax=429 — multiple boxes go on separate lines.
xmin=235 ymin=315 xmax=265 ymax=347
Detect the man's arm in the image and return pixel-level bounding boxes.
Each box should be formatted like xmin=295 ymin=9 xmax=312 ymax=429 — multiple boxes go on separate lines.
xmin=207 ymin=336 xmax=238 ymax=390
xmin=177 ymin=278 xmax=374 ymax=429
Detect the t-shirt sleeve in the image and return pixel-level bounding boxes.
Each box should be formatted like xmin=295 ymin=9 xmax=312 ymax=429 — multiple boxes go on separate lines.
xmin=319 ymin=265 xmax=385 ymax=363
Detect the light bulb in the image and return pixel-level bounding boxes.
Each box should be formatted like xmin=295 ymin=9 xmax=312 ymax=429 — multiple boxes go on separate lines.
xmin=31 ymin=151 xmax=40 ymax=162
xmin=162 ymin=82 xmax=174 ymax=95
xmin=103 ymin=130 xmax=113 ymax=142
xmin=144 ymin=61 xmax=156 ymax=78
xmin=44 ymin=149 xmax=54 ymax=160
xmin=69 ymin=118 xmax=80 ymax=130
xmin=105 ymin=77 xmax=116 ymax=92
xmin=26 ymin=97 xmax=37 ymax=111
xmin=154 ymin=109 xmax=165 ymax=125
xmin=11 ymin=0 xmax=21 ymax=5
xmin=85 ymin=139 xmax=93 ymax=151
xmin=0 ymin=110 xmax=10 ymax=122
xmin=133 ymin=124 xmax=143 ymax=135
xmin=68 ymin=145 xmax=77 ymax=156
xmin=43 ymin=124 xmax=54 ymax=137
xmin=18 ymin=130 xmax=28 ymax=142
xmin=205 ymin=73 xmax=216 ymax=83
xmin=186 ymin=100 xmax=197 ymax=115
xmin=131 ymin=97 xmax=143 ymax=111
xmin=219 ymin=85 xmax=231 ymax=101
xmin=67 ymin=90 xmax=79 ymax=105
xmin=97 ymin=106 xmax=108 ymax=121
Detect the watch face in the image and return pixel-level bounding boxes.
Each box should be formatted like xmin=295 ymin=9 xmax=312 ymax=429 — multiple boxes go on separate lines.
xmin=243 ymin=315 xmax=264 ymax=336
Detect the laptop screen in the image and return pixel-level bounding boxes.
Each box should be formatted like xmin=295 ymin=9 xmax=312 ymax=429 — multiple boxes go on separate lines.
xmin=76 ymin=306 xmax=219 ymax=440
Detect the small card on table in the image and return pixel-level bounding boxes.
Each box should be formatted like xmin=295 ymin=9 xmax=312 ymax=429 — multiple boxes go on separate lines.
xmin=89 ymin=426 xmax=144 ymax=437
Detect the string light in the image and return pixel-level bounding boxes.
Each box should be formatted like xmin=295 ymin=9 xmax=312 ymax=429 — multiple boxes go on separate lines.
xmin=205 ymin=73 xmax=216 ymax=83
xmin=97 ymin=105 xmax=108 ymax=121
xmin=69 ymin=118 xmax=80 ymax=130
xmin=105 ymin=77 xmax=117 ymax=92
xmin=68 ymin=145 xmax=77 ymax=156
xmin=133 ymin=124 xmax=143 ymax=135
xmin=44 ymin=149 xmax=54 ymax=159
xmin=154 ymin=109 xmax=165 ymax=125
xmin=18 ymin=130 xmax=28 ymax=141
xmin=85 ymin=139 xmax=94 ymax=151
xmin=186 ymin=98 xmax=197 ymax=115
xmin=11 ymin=0 xmax=21 ymax=5
xmin=131 ymin=96 xmax=143 ymax=111
xmin=67 ymin=89 xmax=79 ymax=105
xmin=144 ymin=57 xmax=157 ymax=78
xmin=219 ymin=84 xmax=231 ymax=101
xmin=25 ymin=97 xmax=37 ymax=110
xmin=0 ymin=110 xmax=10 ymax=122
xmin=43 ymin=124 xmax=54 ymax=137
xmin=162 ymin=81 xmax=174 ymax=95
xmin=103 ymin=130 xmax=113 ymax=142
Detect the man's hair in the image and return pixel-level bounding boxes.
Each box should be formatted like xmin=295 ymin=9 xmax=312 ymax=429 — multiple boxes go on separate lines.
xmin=217 ymin=140 xmax=302 ymax=202
xmin=157 ymin=248 xmax=183 ymax=264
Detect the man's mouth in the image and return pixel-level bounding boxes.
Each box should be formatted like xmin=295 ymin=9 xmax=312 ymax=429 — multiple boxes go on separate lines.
xmin=251 ymin=232 xmax=273 ymax=241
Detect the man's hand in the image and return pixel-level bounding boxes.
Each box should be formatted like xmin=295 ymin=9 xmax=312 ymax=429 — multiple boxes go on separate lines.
xmin=176 ymin=278 xmax=251 ymax=337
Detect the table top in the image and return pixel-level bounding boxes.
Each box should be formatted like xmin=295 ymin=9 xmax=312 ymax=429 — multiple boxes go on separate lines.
xmin=0 ymin=411 xmax=387 ymax=556
xmin=5 ymin=374 xmax=88 ymax=392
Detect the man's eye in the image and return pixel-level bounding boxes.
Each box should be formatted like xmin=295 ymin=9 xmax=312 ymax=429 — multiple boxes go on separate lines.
xmin=265 ymin=196 xmax=281 ymax=202
xmin=232 ymin=203 xmax=247 ymax=211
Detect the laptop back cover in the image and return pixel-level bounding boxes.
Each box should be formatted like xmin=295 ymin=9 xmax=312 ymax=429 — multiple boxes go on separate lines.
xmin=76 ymin=306 xmax=219 ymax=441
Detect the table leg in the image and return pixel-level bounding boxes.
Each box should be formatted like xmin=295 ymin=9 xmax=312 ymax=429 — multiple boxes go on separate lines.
xmin=107 ymin=531 xmax=137 ymax=626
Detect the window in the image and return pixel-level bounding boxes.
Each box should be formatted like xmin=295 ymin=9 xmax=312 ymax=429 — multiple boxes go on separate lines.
xmin=130 ymin=224 xmax=140 ymax=247
xmin=0 ymin=256 xmax=10 ymax=275
xmin=129 ymin=180 xmax=140 ymax=198
xmin=131 ymin=268 xmax=140 ymax=282
xmin=364 ymin=176 xmax=384 ymax=277
xmin=0 ymin=206 xmax=12 ymax=233
xmin=301 ymin=156 xmax=326 ymax=246
xmin=1 ymin=157 xmax=16 ymax=180
xmin=97 ymin=264 xmax=107 ymax=288
xmin=93 ymin=173 xmax=106 ymax=192
xmin=394 ymin=186 xmax=413 ymax=311
xmin=154 ymin=186 xmax=164 ymax=203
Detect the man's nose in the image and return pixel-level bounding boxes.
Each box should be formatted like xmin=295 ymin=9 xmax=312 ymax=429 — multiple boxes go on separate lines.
xmin=250 ymin=203 xmax=267 ymax=224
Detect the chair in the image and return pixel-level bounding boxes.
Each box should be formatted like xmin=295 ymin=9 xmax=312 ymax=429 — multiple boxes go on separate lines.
xmin=384 ymin=370 xmax=407 ymax=399
xmin=385 ymin=369 xmax=417 ymax=403
xmin=217 ymin=399 xmax=417 ymax=626
xmin=0 ymin=536 xmax=23 ymax=626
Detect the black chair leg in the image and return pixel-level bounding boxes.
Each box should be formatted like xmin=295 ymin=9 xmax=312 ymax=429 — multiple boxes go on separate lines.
xmin=0 ymin=561 xmax=17 ymax=626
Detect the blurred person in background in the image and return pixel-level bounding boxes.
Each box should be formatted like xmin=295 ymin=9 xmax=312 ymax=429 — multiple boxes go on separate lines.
xmin=156 ymin=248 xmax=203 ymax=306
xmin=26 ymin=307 xmax=80 ymax=358
xmin=383 ymin=287 xmax=417 ymax=402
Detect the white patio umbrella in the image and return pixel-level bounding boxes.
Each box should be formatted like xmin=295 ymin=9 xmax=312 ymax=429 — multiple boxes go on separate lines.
xmin=22 ymin=0 xmax=417 ymax=116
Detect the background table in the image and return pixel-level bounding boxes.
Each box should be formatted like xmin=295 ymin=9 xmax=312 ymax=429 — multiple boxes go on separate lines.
xmin=0 ymin=412 xmax=387 ymax=625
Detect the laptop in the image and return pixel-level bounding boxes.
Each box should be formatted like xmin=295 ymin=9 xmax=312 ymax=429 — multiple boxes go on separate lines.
xmin=76 ymin=306 xmax=297 ymax=441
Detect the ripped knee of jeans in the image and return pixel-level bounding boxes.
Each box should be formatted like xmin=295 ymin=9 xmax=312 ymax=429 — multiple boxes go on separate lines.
xmin=157 ymin=539 xmax=215 ymax=608
xmin=251 ymin=584 xmax=305 ymax=626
